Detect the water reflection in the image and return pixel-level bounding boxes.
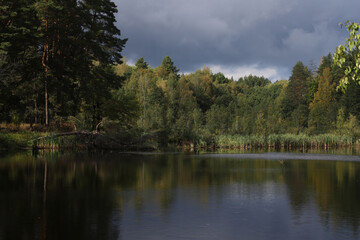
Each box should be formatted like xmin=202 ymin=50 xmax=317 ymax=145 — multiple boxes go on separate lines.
xmin=0 ymin=151 xmax=360 ymax=239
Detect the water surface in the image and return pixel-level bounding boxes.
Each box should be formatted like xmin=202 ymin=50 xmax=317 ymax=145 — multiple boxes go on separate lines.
xmin=1 ymin=151 xmax=360 ymax=240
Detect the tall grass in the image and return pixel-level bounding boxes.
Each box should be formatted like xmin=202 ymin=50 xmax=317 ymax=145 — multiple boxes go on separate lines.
xmin=0 ymin=131 xmax=45 ymax=150
xmin=216 ymin=135 xmax=267 ymax=149
xmin=214 ymin=134 xmax=358 ymax=150
xmin=32 ymin=134 xmax=97 ymax=150
xmin=0 ymin=130 xmax=95 ymax=150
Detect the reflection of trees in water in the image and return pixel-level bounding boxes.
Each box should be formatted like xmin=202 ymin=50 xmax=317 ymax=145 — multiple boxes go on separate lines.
xmin=1 ymin=152 xmax=360 ymax=238
xmin=283 ymin=160 xmax=360 ymax=233
xmin=0 ymin=152 xmax=122 ymax=240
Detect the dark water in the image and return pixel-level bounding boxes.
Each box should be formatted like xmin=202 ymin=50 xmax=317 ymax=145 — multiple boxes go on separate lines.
xmin=1 ymin=151 xmax=360 ymax=240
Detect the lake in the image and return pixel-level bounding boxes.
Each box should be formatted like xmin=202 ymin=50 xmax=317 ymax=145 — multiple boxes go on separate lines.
xmin=1 ymin=151 xmax=360 ymax=240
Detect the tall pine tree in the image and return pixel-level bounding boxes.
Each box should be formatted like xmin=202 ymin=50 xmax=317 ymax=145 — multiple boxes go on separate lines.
xmin=281 ymin=61 xmax=311 ymax=132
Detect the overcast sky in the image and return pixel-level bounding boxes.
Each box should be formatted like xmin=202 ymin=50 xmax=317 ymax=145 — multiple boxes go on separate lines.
xmin=115 ymin=0 xmax=360 ymax=81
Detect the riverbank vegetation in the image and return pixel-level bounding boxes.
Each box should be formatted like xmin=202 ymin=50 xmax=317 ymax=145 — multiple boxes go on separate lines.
xmin=1 ymin=1 xmax=360 ymax=150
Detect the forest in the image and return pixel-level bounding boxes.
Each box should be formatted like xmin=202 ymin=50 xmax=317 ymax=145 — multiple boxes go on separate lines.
xmin=1 ymin=0 xmax=360 ymax=150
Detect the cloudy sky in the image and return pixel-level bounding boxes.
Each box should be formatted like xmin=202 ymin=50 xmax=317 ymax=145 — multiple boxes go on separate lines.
xmin=115 ymin=0 xmax=360 ymax=81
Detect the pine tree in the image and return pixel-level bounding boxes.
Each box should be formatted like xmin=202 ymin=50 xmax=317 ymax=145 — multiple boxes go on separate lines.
xmin=135 ymin=57 xmax=149 ymax=69
xmin=317 ymin=53 xmax=332 ymax=76
xmin=0 ymin=0 xmax=40 ymax=122
xmin=281 ymin=62 xmax=310 ymax=116
xmin=33 ymin=0 xmax=127 ymax=125
xmin=0 ymin=0 xmax=127 ymax=126
xmin=160 ymin=56 xmax=179 ymax=77
xmin=281 ymin=61 xmax=311 ymax=132
xmin=80 ymin=0 xmax=127 ymax=64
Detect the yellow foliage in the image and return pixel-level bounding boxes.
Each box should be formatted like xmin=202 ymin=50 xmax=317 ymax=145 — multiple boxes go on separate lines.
xmin=309 ymin=68 xmax=335 ymax=110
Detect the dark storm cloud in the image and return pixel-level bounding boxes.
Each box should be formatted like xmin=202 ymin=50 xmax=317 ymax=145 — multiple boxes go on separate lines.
xmin=115 ymin=0 xmax=360 ymax=80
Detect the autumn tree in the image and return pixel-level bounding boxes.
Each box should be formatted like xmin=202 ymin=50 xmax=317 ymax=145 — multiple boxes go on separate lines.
xmin=308 ymin=68 xmax=336 ymax=134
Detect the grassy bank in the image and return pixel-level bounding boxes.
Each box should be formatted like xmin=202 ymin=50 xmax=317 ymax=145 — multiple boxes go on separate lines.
xmin=0 ymin=131 xmax=45 ymax=150
xmin=1 ymin=123 xmax=359 ymax=151
xmin=214 ymin=134 xmax=359 ymax=150
xmin=0 ymin=125 xmax=156 ymax=151
xmin=0 ymin=131 xmax=136 ymax=150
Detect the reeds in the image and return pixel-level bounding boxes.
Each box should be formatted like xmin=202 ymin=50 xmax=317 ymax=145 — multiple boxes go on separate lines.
xmin=215 ymin=134 xmax=357 ymax=150
xmin=0 ymin=131 xmax=43 ymax=150
xmin=32 ymin=134 xmax=96 ymax=150
xmin=216 ymin=135 xmax=267 ymax=149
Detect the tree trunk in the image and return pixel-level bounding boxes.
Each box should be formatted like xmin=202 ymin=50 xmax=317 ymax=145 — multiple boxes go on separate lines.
xmin=45 ymin=78 xmax=48 ymax=126
xmin=35 ymin=99 xmax=38 ymax=124
xmin=42 ymin=0 xmax=49 ymax=126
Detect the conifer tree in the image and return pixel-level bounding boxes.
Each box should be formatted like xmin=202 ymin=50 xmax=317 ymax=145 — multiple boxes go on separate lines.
xmin=281 ymin=62 xmax=310 ymax=117
xmin=135 ymin=57 xmax=149 ymax=69
xmin=160 ymin=56 xmax=179 ymax=76
xmin=34 ymin=0 xmax=127 ymax=125
xmin=281 ymin=61 xmax=311 ymax=132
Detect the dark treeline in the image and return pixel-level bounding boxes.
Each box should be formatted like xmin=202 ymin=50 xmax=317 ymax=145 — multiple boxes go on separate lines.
xmin=1 ymin=1 xmax=360 ymax=149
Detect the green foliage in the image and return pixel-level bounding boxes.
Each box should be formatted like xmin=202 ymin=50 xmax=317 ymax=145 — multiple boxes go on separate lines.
xmin=135 ymin=57 xmax=149 ymax=69
xmin=0 ymin=0 xmax=127 ymax=128
xmin=188 ymin=67 xmax=214 ymax=112
xmin=104 ymin=89 xmax=140 ymax=128
xmin=335 ymin=108 xmax=360 ymax=140
xmin=238 ymin=75 xmax=271 ymax=88
xmin=339 ymin=80 xmax=360 ymax=120
xmin=318 ymin=53 xmax=333 ymax=75
xmin=0 ymin=130 xmax=45 ymax=150
xmin=333 ymin=21 xmax=360 ymax=91
xmin=280 ymin=61 xmax=311 ymax=132
xmin=157 ymin=56 xmax=179 ymax=78
xmin=282 ymin=62 xmax=311 ymax=113
xmin=213 ymin=72 xmax=229 ymax=84
xmin=215 ymin=133 xmax=355 ymax=149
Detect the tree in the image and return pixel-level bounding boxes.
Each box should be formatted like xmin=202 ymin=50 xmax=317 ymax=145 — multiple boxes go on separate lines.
xmin=318 ymin=53 xmax=333 ymax=76
xmin=281 ymin=62 xmax=310 ymax=116
xmin=0 ymin=0 xmax=127 ymax=127
xmin=308 ymin=68 xmax=336 ymax=134
xmin=0 ymin=0 xmax=39 ymax=58
xmin=35 ymin=0 xmax=80 ymax=125
xmin=80 ymin=63 xmax=124 ymax=129
xmin=135 ymin=57 xmax=148 ymax=69
xmin=104 ymin=88 xmax=139 ymax=129
xmin=80 ymin=0 xmax=127 ymax=64
xmin=339 ymin=80 xmax=360 ymax=120
xmin=213 ymin=72 xmax=229 ymax=84
xmin=0 ymin=0 xmax=40 ymax=123
xmin=281 ymin=61 xmax=311 ymax=132
xmin=158 ymin=56 xmax=179 ymax=77
xmin=188 ymin=67 xmax=214 ymax=112
xmin=238 ymin=75 xmax=271 ymax=88
xmin=34 ymin=0 xmax=127 ymax=126
xmin=333 ymin=21 xmax=360 ymax=91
